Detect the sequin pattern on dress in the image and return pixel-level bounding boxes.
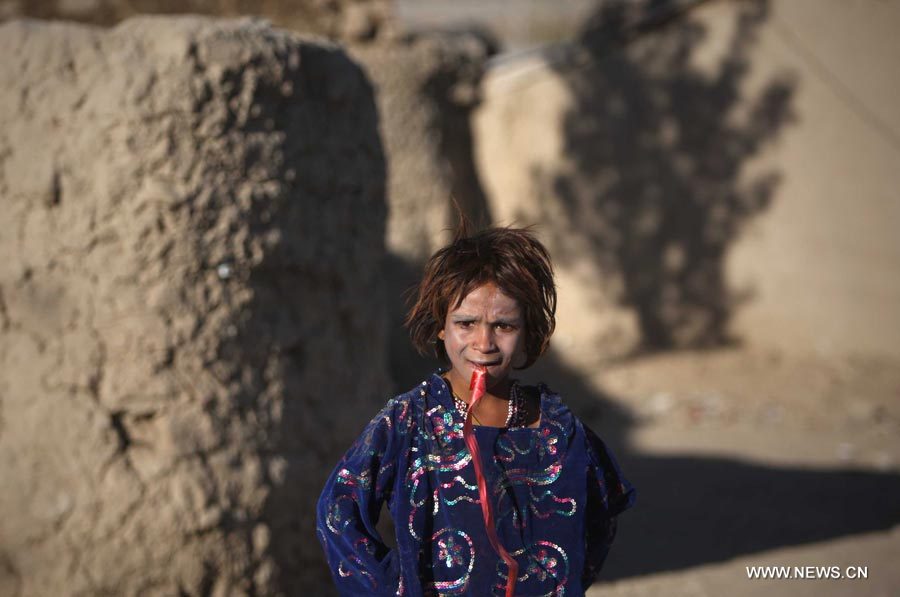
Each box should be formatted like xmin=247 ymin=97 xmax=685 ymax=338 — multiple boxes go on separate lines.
xmin=316 ymin=372 xmax=636 ymax=596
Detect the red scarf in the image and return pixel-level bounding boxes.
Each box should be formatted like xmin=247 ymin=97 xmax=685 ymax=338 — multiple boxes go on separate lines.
xmin=462 ymin=368 xmax=519 ymax=597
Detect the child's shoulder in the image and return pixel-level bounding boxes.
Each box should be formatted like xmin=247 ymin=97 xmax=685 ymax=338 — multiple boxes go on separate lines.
xmin=371 ymin=372 xmax=442 ymax=426
xmin=387 ymin=373 xmax=439 ymax=406
xmin=518 ymin=380 xmax=578 ymax=426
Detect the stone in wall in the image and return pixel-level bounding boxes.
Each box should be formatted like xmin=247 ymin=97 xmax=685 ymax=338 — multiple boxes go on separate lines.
xmin=0 ymin=16 xmax=388 ymax=596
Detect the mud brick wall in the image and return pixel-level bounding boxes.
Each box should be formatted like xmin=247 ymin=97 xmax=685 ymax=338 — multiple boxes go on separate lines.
xmin=0 ymin=16 xmax=388 ymax=596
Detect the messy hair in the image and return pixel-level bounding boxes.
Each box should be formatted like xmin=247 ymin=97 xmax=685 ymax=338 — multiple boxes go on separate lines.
xmin=405 ymin=226 xmax=557 ymax=369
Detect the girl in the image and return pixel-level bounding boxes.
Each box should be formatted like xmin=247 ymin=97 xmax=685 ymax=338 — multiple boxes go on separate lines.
xmin=317 ymin=227 xmax=635 ymax=596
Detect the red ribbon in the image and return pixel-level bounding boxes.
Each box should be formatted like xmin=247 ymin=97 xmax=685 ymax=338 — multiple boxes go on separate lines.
xmin=463 ymin=367 xmax=519 ymax=597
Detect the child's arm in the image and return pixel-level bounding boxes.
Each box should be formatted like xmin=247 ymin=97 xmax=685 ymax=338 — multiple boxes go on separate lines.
xmin=316 ymin=398 xmax=405 ymax=596
xmin=580 ymin=422 xmax=636 ymax=589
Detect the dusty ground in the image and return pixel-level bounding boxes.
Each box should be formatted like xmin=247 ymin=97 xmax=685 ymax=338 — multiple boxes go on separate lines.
xmin=563 ymin=346 xmax=900 ymax=597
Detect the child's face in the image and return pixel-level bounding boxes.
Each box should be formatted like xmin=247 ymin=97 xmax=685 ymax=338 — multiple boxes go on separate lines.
xmin=438 ymin=282 xmax=526 ymax=391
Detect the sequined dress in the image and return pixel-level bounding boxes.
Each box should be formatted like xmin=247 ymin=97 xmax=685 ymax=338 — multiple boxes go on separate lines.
xmin=316 ymin=372 xmax=636 ymax=596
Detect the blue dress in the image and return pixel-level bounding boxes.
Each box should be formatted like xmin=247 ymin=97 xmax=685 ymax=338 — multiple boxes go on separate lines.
xmin=316 ymin=372 xmax=635 ymax=596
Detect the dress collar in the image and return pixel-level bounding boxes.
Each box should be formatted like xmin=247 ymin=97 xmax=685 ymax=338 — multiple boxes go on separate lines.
xmin=426 ymin=369 xmax=549 ymax=431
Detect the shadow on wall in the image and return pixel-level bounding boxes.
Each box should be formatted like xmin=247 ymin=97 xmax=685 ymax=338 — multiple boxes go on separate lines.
xmin=384 ymin=251 xmax=443 ymax=394
xmin=248 ymin=44 xmax=391 ymax=595
xmin=537 ymin=0 xmax=795 ymax=350
xmin=416 ymin=25 xmax=499 ymax=233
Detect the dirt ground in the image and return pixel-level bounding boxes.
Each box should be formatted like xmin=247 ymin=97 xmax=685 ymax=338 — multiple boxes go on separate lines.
xmin=566 ymin=346 xmax=900 ymax=596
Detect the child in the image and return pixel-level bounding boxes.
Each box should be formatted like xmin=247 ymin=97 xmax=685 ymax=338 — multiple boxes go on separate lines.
xmin=317 ymin=227 xmax=635 ymax=596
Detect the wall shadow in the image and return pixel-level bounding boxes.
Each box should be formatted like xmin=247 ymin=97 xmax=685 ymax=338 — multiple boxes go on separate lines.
xmin=415 ymin=25 xmax=500 ymax=233
xmin=251 ymin=43 xmax=392 ymax=595
xmin=537 ymin=0 xmax=795 ymax=350
xmin=384 ymin=251 xmax=444 ymax=394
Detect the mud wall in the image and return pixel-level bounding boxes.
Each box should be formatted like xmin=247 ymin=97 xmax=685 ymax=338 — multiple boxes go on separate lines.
xmin=720 ymin=0 xmax=900 ymax=360
xmin=0 ymin=0 xmax=393 ymax=42
xmin=475 ymin=0 xmax=900 ymax=363
xmin=0 ymin=16 xmax=388 ymax=596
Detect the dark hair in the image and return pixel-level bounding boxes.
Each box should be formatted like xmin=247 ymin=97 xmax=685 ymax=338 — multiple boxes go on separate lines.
xmin=404 ymin=226 xmax=557 ymax=369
